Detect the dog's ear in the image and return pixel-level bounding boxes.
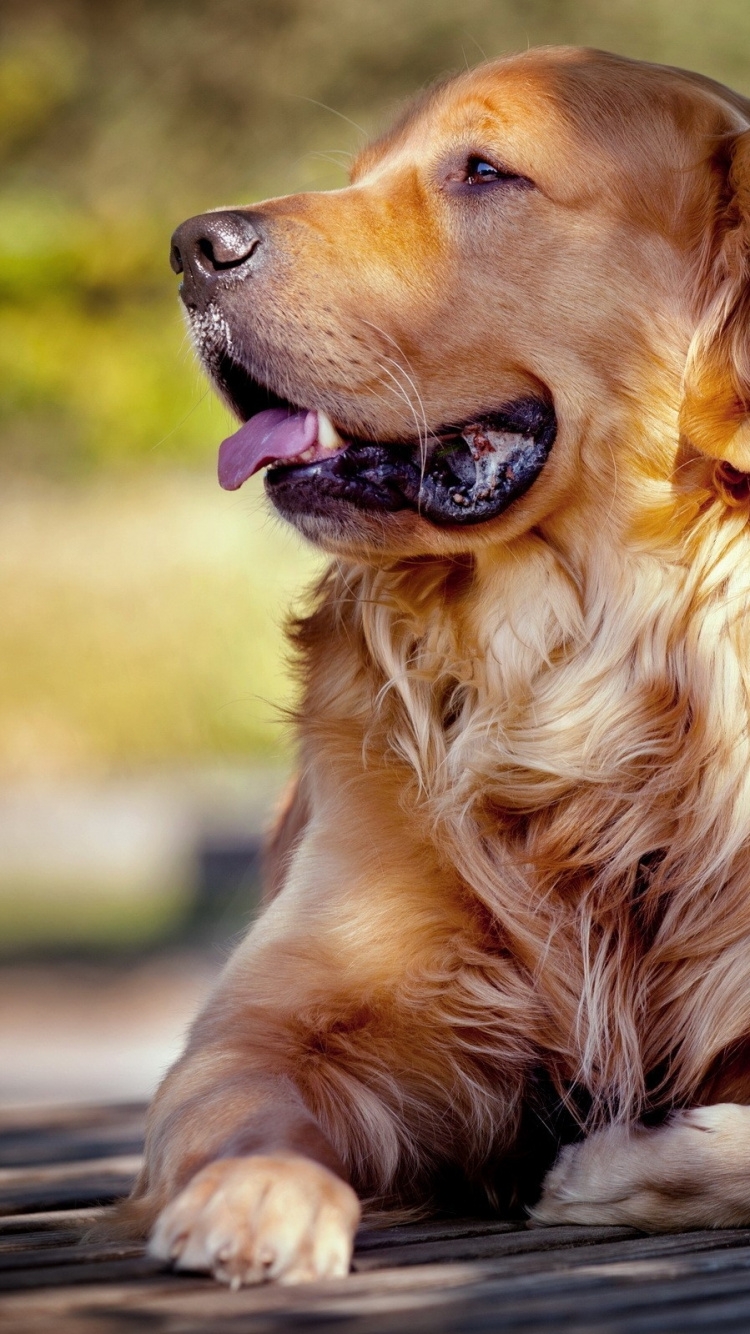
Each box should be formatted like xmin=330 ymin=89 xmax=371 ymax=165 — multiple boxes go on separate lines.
xmin=680 ymin=130 xmax=750 ymax=469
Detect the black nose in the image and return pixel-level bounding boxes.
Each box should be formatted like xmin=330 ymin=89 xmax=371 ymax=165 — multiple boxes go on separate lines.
xmin=170 ymin=211 xmax=261 ymax=311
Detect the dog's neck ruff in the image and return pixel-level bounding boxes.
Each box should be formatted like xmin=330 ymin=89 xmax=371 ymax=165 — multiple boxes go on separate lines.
xmin=310 ymin=495 xmax=750 ymax=1125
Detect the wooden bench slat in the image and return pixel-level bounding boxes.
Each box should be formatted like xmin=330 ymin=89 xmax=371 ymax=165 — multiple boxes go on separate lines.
xmin=352 ymin=1223 xmax=634 ymax=1271
xmin=0 ymin=1175 xmax=135 ymax=1216
xmin=353 ymin=1225 xmax=750 ymax=1272
xmin=5 ymin=1103 xmax=750 ymax=1329
xmin=354 ymin=1218 xmax=525 ymax=1251
xmin=0 ymin=1230 xmax=88 ymax=1255
xmin=0 ymin=1128 xmax=144 ymax=1171
xmin=0 ymin=1105 xmax=146 ymax=1170
xmin=0 ymin=1156 xmax=139 ymax=1216
xmin=0 ymin=1254 xmax=165 ymax=1292
xmin=0 ymin=1208 xmax=102 ymax=1235
xmin=6 ymin=1244 xmax=750 ymax=1330
xmin=0 ymin=1154 xmax=142 ymax=1187
xmin=0 ymin=1241 xmax=148 ymax=1274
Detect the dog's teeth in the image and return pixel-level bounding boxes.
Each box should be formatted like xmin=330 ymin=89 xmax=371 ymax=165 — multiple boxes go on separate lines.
xmin=317 ymin=410 xmax=344 ymax=452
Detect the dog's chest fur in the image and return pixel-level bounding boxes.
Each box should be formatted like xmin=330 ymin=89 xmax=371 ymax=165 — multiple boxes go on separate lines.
xmin=297 ymin=512 xmax=750 ymax=1135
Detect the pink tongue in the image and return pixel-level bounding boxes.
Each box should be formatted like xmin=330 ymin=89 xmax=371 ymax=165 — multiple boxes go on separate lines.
xmin=218 ymin=409 xmax=318 ymax=491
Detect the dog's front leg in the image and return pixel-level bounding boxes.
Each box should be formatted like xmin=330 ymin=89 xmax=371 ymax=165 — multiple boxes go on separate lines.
xmin=101 ymin=1036 xmax=361 ymax=1286
xmin=145 ymin=1063 xmax=360 ymax=1287
xmin=98 ymin=769 xmax=459 ymax=1286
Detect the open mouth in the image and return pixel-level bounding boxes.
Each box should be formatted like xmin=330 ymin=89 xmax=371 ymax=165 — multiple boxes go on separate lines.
xmin=214 ymin=353 xmax=556 ymax=527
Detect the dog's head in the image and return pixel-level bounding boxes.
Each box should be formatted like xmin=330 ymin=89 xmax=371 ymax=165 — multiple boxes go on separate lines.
xmin=171 ymin=47 xmax=750 ymax=557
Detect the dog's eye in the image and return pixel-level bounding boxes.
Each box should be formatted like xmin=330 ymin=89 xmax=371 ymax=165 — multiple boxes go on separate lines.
xmin=462 ymin=156 xmax=530 ymax=188
xmin=466 ymin=158 xmax=503 ymax=184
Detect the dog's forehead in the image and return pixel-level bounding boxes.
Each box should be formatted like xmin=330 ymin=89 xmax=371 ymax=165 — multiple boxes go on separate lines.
xmin=352 ymin=61 xmax=569 ymax=183
xmin=352 ymin=49 xmax=738 ymax=200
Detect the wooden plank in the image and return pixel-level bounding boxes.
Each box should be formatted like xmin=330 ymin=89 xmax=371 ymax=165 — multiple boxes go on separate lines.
xmin=0 ymin=1207 xmax=102 ymax=1235
xmin=0 ymin=1176 xmax=134 ymax=1216
xmin=0 ymin=1261 xmax=502 ymax=1328
xmin=0 ymin=1254 xmax=164 ymax=1294
xmin=440 ymin=1263 xmax=750 ymax=1333
xmin=105 ymin=1247 xmax=750 ymax=1332
xmin=0 ymin=1155 xmax=139 ymax=1215
xmin=6 ymin=1245 xmax=750 ymax=1334
xmin=2 ymin=1224 xmax=749 ymax=1303
xmin=0 ymin=1241 xmax=146 ymax=1273
xmin=0 ymin=1155 xmax=142 ymax=1187
xmin=0 ymin=1103 xmax=146 ymax=1169
xmin=6 ymin=1099 xmax=750 ymax=1331
xmin=0 ymin=1230 xmax=88 ymax=1254
xmin=353 ymin=1222 xmax=639 ymax=1270
xmin=0 ymin=1216 xmax=515 ymax=1261
xmin=0 ymin=1226 xmax=632 ymax=1288
xmin=354 ymin=1217 xmax=525 ymax=1251
xmin=0 ymin=1123 xmax=144 ymax=1171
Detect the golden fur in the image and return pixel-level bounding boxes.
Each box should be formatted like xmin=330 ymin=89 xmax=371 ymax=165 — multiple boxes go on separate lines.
xmin=99 ymin=47 xmax=750 ymax=1282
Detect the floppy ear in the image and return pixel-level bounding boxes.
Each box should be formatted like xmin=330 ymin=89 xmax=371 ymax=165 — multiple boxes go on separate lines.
xmin=680 ymin=130 xmax=750 ymax=469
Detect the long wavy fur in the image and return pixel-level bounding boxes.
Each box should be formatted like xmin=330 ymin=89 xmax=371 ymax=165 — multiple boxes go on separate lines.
xmin=288 ymin=469 xmax=750 ymax=1182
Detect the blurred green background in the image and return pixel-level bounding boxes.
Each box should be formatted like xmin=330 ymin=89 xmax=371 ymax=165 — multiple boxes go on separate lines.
xmin=1 ymin=0 xmax=749 ymax=969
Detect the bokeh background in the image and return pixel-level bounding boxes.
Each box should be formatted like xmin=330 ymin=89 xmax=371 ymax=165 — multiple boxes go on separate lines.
xmin=2 ymin=0 xmax=750 ymax=1106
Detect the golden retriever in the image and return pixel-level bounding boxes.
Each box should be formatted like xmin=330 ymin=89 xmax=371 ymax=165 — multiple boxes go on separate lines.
xmin=103 ymin=46 xmax=750 ymax=1285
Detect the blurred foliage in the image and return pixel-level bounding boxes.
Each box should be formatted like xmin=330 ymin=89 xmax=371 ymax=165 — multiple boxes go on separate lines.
xmin=0 ymin=473 xmax=323 ymax=776
xmin=2 ymin=0 xmax=750 ymax=477
xmin=0 ymin=877 xmax=185 ymax=951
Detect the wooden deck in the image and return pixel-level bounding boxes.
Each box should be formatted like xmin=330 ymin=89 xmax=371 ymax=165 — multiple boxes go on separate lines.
xmin=3 ymin=1105 xmax=750 ymax=1331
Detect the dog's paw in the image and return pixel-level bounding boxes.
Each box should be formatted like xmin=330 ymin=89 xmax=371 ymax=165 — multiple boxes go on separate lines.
xmin=149 ymin=1154 xmax=361 ymax=1287
xmin=534 ymin=1104 xmax=750 ymax=1230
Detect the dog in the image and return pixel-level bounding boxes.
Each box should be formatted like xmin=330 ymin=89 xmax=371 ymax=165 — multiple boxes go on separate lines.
xmin=104 ymin=46 xmax=750 ymax=1285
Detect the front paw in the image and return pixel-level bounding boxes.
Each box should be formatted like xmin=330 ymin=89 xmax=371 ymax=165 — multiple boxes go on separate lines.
xmin=149 ymin=1154 xmax=361 ymax=1287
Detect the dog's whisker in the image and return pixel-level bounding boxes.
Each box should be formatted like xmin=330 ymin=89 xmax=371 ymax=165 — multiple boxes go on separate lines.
xmin=379 ymin=354 xmax=431 ymax=464
xmin=293 ymin=95 xmax=369 ymax=139
xmin=358 ymin=320 xmax=430 ymax=467
xmin=373 ymin=362 xmax=427 ymax=456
